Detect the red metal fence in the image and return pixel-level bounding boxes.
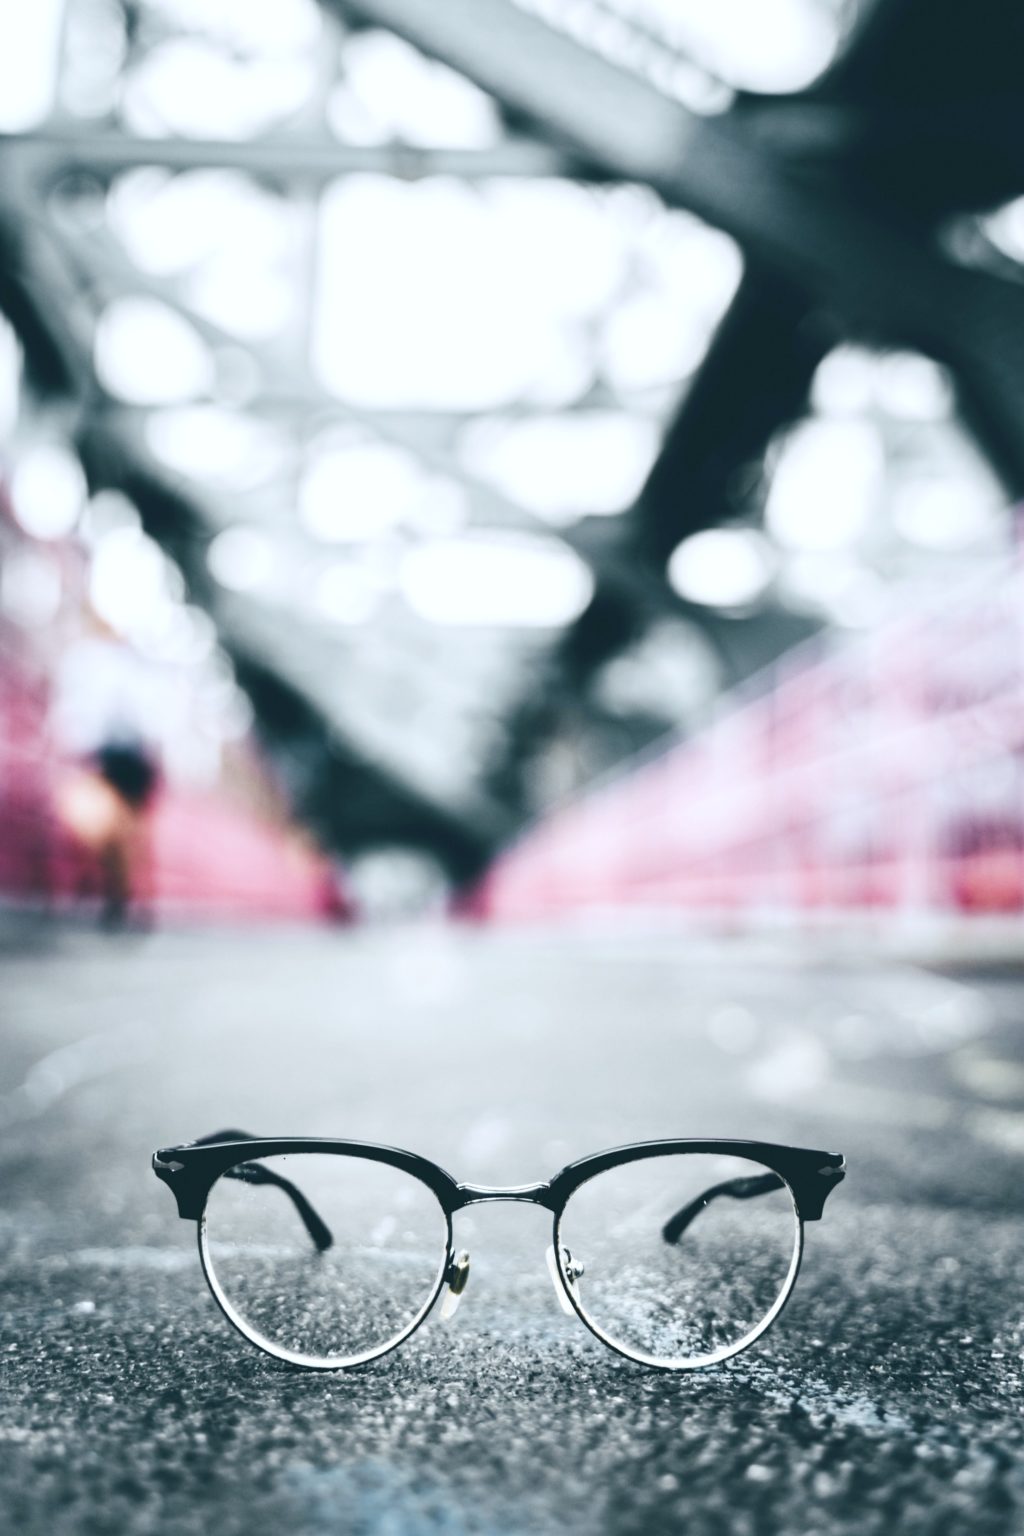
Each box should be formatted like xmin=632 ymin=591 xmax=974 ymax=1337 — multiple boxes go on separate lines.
xmin=479 ymin=551 xmax=1024 ymax=926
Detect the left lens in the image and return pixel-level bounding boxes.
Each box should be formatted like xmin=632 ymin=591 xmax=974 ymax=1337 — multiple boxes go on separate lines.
xmin=556 ymin=1152 xmax=801 ymax=1368
xmin=201 ymin=1153 xmax=449 ymax=1367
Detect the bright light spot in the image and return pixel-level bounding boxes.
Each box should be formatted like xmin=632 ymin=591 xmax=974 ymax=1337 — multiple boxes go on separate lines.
xmin=121 ymin=38 xmax=314 ymax=140
xmin=874 ymin=353 xmax=952 ymax=421
xmin=811 ymin=347 xmax=877 ymax=417
xmin=10 ymin=445 xmax=86 ymax=540
xmin=892 ymin=480 xmax=1003 ymax=551
xmin=207 ymin=526 xmax=277 ymax=592
xmin=984 ymin=196 xmax=1024 ymax=263
xmin=145 ymin=0 xmax=322 ymax=50
xmin=55 ymin=772 xmax=121 ymax=846
xmin=668 ymin=528 xmax=775 ymax=608
xmin=0 ymin=0 xmax=63 ymax=129
xmin=779 ymin=553 xmax=888 ymax=628
xmin=300 ymin=439 xmax=426 ymax=541
xmin=59 ymin=0 xmax=127 ymax=119
xmin=602 ymin=295 xmax=709 ymax=393
xmin=314 ymin=563 xmax=379 ymax=626
xmin=766 ymin=420 xmax=884 ymax=550
xmin=597 ymin=0 xmax=841 ymax=91
xmin=0 ymin=548 xmax=62 ymax=628
xmin=0 ymin=313 xmax=22 ymax=441
xmin=95 ymin=298 xmax=213 ymax=404
xmin=813 ymin=346 xmax=953 ymax=421
xmin=108 ymin=169 xmax=291 ymax=276
xmin=330 ymin=31 xmax=499 ymax=148
xmin=400 ymin=532 xmax=593 ymax=626
xmin=79 ymin=490 xmax=141 ymax=547
xmin=602 ymin=216 xmax=741 ymax=391
xmin=460 ymin=412 xmax=658 ymax=522
xmin=146 ymin=406 xmax=288 ymax=489
xmin=134 ymin=603 xmax=217 ymax=666
xmin=314 ymin=177 xmax=614 ymax=408
xmin=89 ymin=527 xmax=172 ymax=635
xmin=186 ymin=261 xmax=294 ymax=341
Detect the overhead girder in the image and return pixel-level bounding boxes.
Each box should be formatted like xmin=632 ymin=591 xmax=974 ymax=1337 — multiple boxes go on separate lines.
xmin=37 ymin=177 xmax=810 ymax=681
xmin=331 ymin=0 xmax=1024 ymax=492
xmin=0 ymin=163 xmax=501 ymax=878
xmin=628 ymin=263 xmax=837 ymax=568
xmin=0 ymin=128 xmax=574 ymax=186
xmin=7 ymin=0 xmax=1024 ymax=867
xmin=335 ymin=0 xmax=1024 ymax=819
xmin=488 ymin=264 xmax=830 ymax=817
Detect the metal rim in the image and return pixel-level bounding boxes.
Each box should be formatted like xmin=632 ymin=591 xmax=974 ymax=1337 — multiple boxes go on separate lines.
xmin=198 ymin=1173 xmax=454 ymax=1371
xmin=551 ymin=1172 xmax=805 ymax=1372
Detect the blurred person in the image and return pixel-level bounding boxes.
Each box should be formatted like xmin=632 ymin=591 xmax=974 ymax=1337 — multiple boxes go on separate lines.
xmin=51 ymin=614 xmax=163 ymax=927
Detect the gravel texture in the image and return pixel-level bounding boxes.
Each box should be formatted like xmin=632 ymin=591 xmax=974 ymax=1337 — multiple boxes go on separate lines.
xmin=0 ymin=922 xmax=1021 ymax=1534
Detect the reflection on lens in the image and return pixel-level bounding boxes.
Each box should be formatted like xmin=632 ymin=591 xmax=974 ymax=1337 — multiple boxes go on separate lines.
xmin=557 ymin=1153 xmax=800 ymax=1368
xmin=201 ymin=1154 xmax=449 ymax=1367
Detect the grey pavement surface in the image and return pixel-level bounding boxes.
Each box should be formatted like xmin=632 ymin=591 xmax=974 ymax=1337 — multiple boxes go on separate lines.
xmin=0 ymin=920 xmax=1022 ymax=1535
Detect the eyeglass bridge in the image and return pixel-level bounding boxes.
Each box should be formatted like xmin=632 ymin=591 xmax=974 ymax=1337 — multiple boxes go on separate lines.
xmin=453 ymin=1181 xmax=556 ymax=1209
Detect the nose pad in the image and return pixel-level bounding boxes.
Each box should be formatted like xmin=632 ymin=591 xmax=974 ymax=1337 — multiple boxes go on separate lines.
xmin=546 ymin=1245 xmax=584 ymax=1316
xmin=440 ymin=1250 xmax=470 ymax=1321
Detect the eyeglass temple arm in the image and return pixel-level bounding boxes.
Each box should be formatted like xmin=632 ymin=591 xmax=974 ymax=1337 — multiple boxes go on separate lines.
xmin=661 ymin=1172 xmax=784 ymax=1245
xmin=192 ymin=1129 xmax=334 ymax=1253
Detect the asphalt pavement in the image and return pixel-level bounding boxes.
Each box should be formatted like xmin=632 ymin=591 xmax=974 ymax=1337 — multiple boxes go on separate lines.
xmin=0 ymin=919 xmax=1021 ymax=1535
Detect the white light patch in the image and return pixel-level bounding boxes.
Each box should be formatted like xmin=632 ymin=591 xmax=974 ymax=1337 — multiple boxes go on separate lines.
xmin=121 ymin=38 xmax=314 ymax=140
xmin=668 ymin=528 xmax=775 ymax=608
xmin=330 ymin=30 xmax=499 ymax=149
xmin=10 ymin=445 xmax=86 ymax=541
xmin=611 ymin=0 xmax=841 ymax=91
xmin=145 ymin=0 xmax=322 ymax=49
xmin=95 ymin=298 xmax=213 ymax=404
xmin=207 ymin=527 xmax=276 ymax=593
xmin=0 ymin=0 xmax=63 ymax=130
xmin=108 ymin=170 xmax=290 ymax=278
xmin=766 ymin=420 xmax=884 ymax=551
xmin=89 ymin=527 xmax=174 ymax=636
xmin=314 ymin=177 xmax=616 ymax=408
xmin=0 ymin=313 xmax=22 ymax=441
xmin=892 ymin=480 xmax=1003 ymax=551
xmin=300 ymin=440 xmax=425 ymax=541
xmin=811 ymin=347 xmax=877 ymax=418
xmin=874 ymin=353 xmax=952 ymax=421
xmin=460 ymin=412 xmax=659 ymax=522
xmin=146 ymin=406 xmax=287 ymax=490
xmin=400 ymin=532 xmax=593 ymax=627
xmin=601 ymin=216 xmax=742 ymax=393
xmin=984 ymin=196 xmax=1024 ymax=264
xmin=779 ymin=553 xmax=888 ymax=628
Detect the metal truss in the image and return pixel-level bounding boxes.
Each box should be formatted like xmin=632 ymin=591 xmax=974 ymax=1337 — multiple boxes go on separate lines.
xmin=5 ymin=0 xmax=1024 ymax=873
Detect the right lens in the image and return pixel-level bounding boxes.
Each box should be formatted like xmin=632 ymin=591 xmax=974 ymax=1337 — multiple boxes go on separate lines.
xmin=557 ymin=1152 xmax=801 ymax=1368
xmin=201 ymin=1152 xmax=449 ymax=1367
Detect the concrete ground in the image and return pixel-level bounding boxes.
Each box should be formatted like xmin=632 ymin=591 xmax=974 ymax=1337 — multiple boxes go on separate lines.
xmin=0 ymin=920 xmax=1021 ymax=1535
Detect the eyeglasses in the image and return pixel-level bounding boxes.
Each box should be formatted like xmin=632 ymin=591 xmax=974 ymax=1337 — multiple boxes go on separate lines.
xmin=152 ymin=1133 xmax=845 ymax=1372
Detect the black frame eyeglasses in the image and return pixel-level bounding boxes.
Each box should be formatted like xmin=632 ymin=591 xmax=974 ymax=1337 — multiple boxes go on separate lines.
xmin=153 ymin=1133 xmax=846 ymax=1372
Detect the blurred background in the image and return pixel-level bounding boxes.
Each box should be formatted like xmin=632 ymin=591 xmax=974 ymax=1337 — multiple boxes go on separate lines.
xmin=0 ymin=0 xmax=1023 ymax=940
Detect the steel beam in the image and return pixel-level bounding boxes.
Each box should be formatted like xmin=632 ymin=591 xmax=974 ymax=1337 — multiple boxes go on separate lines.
xmin=0 ymin=165 xmax=503 ymax=872
xmin=332 ymin=0 xmax=1024 ymax=493
xmin=0 ymin=129 xmax=573 ymax=186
